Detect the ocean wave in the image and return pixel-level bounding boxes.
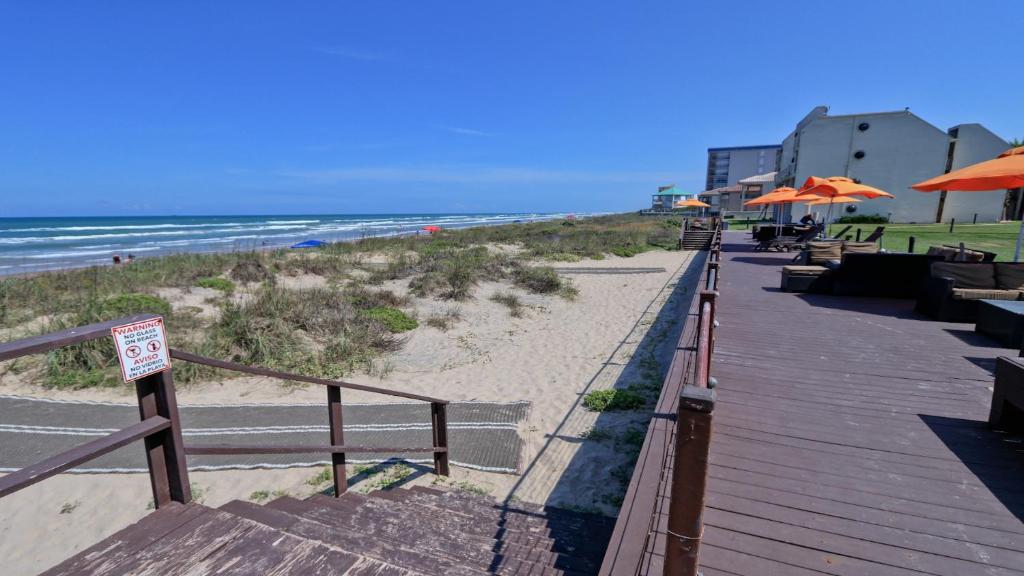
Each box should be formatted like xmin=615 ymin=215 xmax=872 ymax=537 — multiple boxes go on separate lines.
xmin=0 ymin=224 xmax=317 ymax=244
xmin=22 ymin=246 xmax=164 ymax=259
xmin=0 ymin=222 xmax=249 ymax=233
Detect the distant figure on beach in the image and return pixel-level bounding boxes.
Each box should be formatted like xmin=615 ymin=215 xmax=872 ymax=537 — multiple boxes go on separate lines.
xmin=126 ymin=253 xmax=135 ymax=263
xmin=112 ymin=254 xmax=122 ymax=265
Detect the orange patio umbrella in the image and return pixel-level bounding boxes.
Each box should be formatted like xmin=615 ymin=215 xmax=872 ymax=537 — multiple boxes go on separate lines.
xmin=742 ymin=187 xmax=813 ymax=207
xmin=805 ymin=196 xmax=861 ymax=206
xmin=913 ymin=146 xmax=1024 ymax=192
xmin=743 ymin=187 xmax=819 ymax=235
xmin=796 ymin=176 xmax=895 ymax=200
xmin=913 ymin=145 xmax=1024 ymax=260
xmin=796 ymin=177 xmax=894 ymax=233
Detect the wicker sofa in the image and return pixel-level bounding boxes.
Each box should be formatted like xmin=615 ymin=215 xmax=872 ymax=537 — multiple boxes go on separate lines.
xmin=916 ymin=262 xmax=1024 ymax=322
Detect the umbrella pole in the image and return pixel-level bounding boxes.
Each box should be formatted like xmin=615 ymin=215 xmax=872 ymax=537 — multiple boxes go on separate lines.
xmin=1015 ymin=219 xmax=1024 ymax=262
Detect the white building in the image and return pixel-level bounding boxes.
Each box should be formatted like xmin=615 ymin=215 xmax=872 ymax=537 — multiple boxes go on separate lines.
xmin=774 ymin=106 xmax=1009 ymax=223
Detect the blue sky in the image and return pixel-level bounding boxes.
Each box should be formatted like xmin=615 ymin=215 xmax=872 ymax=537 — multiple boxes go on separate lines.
xmin=2 ymin=1 xmax=1022 ymax=216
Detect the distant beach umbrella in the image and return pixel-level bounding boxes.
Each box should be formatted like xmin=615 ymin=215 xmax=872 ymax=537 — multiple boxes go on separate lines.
xmin=913 ymin=145 xmax=1024 ymax=260
xmin=290 ymin=239 xmax=327 ymax=249
xmin=674 ymin=198 xmax=711 ymax=208
xmin=422 ymin=225 xmax=442 ymax=234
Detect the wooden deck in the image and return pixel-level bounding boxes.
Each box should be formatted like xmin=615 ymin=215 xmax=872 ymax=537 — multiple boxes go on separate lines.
xmin=676 ymin=231 xmax=1024 ymax=575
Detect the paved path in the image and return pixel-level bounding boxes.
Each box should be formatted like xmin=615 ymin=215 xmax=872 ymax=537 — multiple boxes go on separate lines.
xmin=0 ymin=395 xmax=528 ymax=474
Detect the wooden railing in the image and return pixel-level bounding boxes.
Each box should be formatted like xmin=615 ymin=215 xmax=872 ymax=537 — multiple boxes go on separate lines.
xmin=599 ymin=225 xmax=721 ymax=576
xmin=0 ymin=314 xmax=449 ymax=508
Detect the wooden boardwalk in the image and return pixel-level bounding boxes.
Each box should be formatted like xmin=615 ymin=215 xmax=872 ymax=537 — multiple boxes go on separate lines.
xmin=695 ymin=232 xmax=1024 ymax=575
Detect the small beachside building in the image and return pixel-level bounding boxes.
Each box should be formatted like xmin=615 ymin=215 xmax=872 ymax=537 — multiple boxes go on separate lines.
xmin=650 ymin=185 xmax=689 ymax=211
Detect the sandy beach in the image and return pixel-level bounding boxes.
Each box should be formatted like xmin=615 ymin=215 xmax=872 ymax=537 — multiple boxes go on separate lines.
xmin=0 ymin=245 xmax=703 ymax=575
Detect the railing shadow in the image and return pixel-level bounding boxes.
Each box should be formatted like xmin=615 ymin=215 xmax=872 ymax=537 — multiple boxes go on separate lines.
xmin=918 ymin=414 xmax=1024 ymax=523
xmin=489 ymin=248 xmax=707 ymax=573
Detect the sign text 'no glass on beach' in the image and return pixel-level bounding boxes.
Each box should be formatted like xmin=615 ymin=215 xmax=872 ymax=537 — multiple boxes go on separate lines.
xmin=111 ymin=317 xmax=171 ymax=383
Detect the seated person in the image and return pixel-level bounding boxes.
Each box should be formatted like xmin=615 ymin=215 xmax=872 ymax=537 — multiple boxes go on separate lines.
xmin=798 ymin=213 xmax=816 ymax=226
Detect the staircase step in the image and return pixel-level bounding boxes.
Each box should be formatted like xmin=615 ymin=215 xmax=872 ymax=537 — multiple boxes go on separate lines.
xmin=271 ymin=495 xmax=573 ymax=574
xmin=370 ymin=489 xmax=611 ymax=563
xmin=314 ymin=493 xmax=593 ymax=570
xmin=407 ymin=485 xmax=616 ymax=532
xmin=221 ymin=499 xmax=465 ymax=576
xmin=45 ymin=502 xmax=363 ymax=575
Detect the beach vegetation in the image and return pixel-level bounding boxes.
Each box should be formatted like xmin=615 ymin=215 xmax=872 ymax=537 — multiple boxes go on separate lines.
xmin=102 ymin=293 xmax=172 ymax=317
xmin=249 ymin=490 xmax=272 ymax=502
xmin=0 ymin=213 xmax=684 ymax=390
xmin=582 ymin=388 xmax=645 ymax=411
xmin=580 ymin=426 xmax=614 ymax=441
xmin=361 ymin=462 xmax=413 ymax=492
xmin=306 ymin=466 xmax=334 ymax=487
xmin=490 ymin=291 xmax=525 ymax=318
xmin=229 ymin=257 xmax=273 ymax=283
xmin=424 ymin=306 xmax=462 ymax=330
xmin=361 ymin=307 xmax=418 ymax=333
xmin=196 ymin=277 xmax=235 ymax=294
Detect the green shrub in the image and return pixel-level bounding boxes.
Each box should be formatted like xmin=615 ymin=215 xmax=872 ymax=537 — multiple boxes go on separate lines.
xmin=361 ymin=307 xmax=418 ymax=333
xmin=102 ymin=293 xmax=172 ymax=317
xmin=196 ymin=277 xmax=236 ymax=294
xmin=582 ymin=388 xmax=645 ymax=411
xmin=835 ymin=214 xmax=889 ymax=224
xmin=229 ymin=258 xmax=272 ymax=283
xmin=513 ymin=266 xmax=562 ymax=294
xmin=490 ymin=291 xmax=524 ymax=317
xmin=609 ymin=243 xmax=651 ymax=258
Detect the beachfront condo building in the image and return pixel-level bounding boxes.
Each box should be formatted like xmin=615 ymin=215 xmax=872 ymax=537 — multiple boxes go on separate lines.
xmin=699 ymin=172 xmax=778 ymax=214
xmin=705 ymin=144 xmax=782 ymax=190
xmin=650 ymin=185 xmax=690 ymax=211
xmin=774 ymin=106 xmax=1010 ymax=223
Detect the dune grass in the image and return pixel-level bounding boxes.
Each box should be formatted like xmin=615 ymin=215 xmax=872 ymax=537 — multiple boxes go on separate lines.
xmin=0 ymin=213 xmax=680 ymax=389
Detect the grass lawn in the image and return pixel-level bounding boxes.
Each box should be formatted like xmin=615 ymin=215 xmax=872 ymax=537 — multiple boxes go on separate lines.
xmin=832 ymin=222 xmax=1021 ymax=261
xmin=726 ymin=219 xmax=1023 ymax=261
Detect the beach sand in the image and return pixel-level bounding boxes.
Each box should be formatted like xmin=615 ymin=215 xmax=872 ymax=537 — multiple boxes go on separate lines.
xmin=0 ymin=248 xmax=703 ymax=575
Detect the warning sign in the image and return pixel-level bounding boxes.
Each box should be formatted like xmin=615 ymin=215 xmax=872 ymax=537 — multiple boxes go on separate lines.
xmin=111 ymin=317 xmax=171 ymax=383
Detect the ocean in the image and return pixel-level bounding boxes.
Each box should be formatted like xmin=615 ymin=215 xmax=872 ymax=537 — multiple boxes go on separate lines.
xmin=0 ymin=213 xmax=570 ymax=276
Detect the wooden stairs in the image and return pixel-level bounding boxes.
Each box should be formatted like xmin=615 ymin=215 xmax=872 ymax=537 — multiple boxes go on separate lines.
xmin=42 ymin=486 xmax=615 ymax=575
xmin=680 ymin=229 xmax=715 ymax=250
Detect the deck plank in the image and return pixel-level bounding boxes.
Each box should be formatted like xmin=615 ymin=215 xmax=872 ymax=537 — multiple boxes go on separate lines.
xmin=645 ymin=232 xmax=1024 ymax=575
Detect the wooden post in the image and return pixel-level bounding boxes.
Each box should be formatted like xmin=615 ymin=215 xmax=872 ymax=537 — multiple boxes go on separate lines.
xmin=707 ymin=262 xmax=720 ymax=292
xmin=908 ymin=236 xmax=916 ymax=253
xmin=431 ymin=402 xmax=450 ymax=477
xmin=664 ymin=385 xmax=715 ymax=576
xmin=135 ymin=369 xmax=191 ymax=508
xmin=950 ymin=218 xmax=956 ymax=233
xmin=327 ymin=385 xmax=347 ymax=496
xmin=697 ymin=290 xmax=718 ymax=373
xmin=973 ymin=213 xmax=978 ymax=225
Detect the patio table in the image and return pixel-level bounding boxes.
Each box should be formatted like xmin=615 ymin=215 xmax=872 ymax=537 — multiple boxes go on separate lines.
xmin=974 ymin=299 xmax=1024 ymax=347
